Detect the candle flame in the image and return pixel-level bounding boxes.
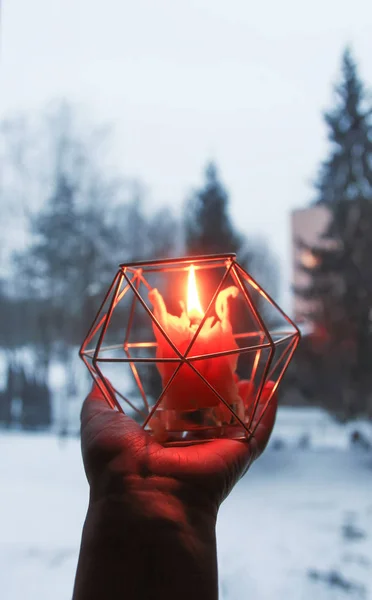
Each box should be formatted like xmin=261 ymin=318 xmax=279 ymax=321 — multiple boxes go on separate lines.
xmin=187 ymin=265 xmax=204 ymax=318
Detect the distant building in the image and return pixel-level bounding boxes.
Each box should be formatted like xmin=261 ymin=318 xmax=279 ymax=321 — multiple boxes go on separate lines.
xmin=291 ymin=205 xmax=331 ymax=323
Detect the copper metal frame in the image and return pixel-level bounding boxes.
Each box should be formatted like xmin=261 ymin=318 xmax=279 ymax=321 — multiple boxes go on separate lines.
xmin=79 ymin=253 xmax=300 ymax=442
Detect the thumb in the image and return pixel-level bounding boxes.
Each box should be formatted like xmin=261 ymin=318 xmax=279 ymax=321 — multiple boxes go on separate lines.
xmin=81 ymin=379 xmax=153 ymax=453
xmin=81 ymin=380 xmax=115 ymax=428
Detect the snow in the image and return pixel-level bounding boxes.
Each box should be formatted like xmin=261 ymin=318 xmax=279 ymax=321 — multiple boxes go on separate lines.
xmin=271 ymin=407 xmax=352 ymax=450
xmin=1 ymin=431 xmax=371 ymax=600
xmin=218 ymin=450 xmax=372 ymax=599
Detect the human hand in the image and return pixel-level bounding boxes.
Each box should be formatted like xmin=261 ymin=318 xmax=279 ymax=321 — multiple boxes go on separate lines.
xmin=81 ymin=380 xmax=277 ymax=521
xmin=74 ymin=380 xmax=277 ymax=600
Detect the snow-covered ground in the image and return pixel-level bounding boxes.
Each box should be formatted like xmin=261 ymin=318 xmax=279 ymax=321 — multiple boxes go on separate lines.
xmin=1 ymin=432 xmax=371 ymax=600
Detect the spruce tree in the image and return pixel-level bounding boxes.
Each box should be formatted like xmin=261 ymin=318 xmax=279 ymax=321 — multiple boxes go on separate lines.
xmin=296 ymin=49 xmax=372 ymax=419
xmin=184 ymin=161 xmax=279 ymax=315
xmin=184 ymin=162 xmax=242 ymax=256
xmin=314 ymin=48 xmax=372 ymax=205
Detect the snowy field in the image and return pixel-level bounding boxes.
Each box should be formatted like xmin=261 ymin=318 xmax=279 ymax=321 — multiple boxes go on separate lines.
xmin=1 ymin=431 xmax=371 ymax=600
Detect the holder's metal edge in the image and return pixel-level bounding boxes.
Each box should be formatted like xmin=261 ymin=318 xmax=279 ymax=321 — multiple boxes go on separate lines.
xmin=119 ymin=252 xmax=237 ymax=268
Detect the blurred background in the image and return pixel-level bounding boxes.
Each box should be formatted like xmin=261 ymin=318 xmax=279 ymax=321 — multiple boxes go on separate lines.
xmin=1 ymin=1 xmax=372 ymax=598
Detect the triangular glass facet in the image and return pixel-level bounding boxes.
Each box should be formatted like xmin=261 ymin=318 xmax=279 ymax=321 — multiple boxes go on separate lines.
xmin=184 ymin=266 xmax=271 ymax=360
xmin=94 ymin=357 xmax=152 ymax=421
xmin=235 ymin=264 xmax=298 ymax=337
xmin=80 ymin=271 xmax=122 ymax=358
xmin=145 ymin=359 xmax=249 ymax=443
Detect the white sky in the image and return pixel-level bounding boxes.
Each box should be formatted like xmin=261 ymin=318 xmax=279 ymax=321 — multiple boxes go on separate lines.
xmin=1 ymin=0 xmax=372 ymax=310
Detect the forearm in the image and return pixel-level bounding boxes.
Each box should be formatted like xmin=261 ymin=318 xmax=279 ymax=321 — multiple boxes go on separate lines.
xmin=73 ymin=493 xmax=218 ymax=600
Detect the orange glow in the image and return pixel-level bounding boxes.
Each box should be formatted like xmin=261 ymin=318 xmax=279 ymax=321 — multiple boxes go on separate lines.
xmin=187 ymin=265 xmax=204 ymax=318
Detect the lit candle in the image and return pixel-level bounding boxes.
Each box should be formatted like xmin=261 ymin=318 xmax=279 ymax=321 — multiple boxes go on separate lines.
xmin=148 ymin=265 xmax=245 ymax=429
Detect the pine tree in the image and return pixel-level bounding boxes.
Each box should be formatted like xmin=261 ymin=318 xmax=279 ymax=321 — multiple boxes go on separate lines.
xmin=182 ymin=162 xmax=282 ymax=390
xmin=184 ymin=162 xmax=242 ymax=256
xmin=184 ymin=161 xmax=278 ymax=297
xmin=315 ymin=48 xmax=372 ymax=205
xmin=296 ymin=49 xmax=372 ymax=419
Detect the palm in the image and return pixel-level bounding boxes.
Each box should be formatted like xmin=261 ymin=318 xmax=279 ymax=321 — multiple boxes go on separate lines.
xmin=81 ymin=383 xmax=276 ymax=510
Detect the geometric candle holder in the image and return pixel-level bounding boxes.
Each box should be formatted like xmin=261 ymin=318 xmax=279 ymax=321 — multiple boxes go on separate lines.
xmin=79 ymin=253 xmax=300 ymax=445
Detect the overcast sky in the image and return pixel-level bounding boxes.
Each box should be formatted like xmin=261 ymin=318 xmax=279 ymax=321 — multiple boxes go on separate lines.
xmin=1 ymin=0 xmax=372 ymax=310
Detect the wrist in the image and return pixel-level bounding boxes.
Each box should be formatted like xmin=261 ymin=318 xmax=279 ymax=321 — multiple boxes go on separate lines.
xmin=74 ymin=481 xmax=218 ymax=600
xmin=87 ymin=483 xmax=217 ymax=547
xmin=88 ymin=472 xmax=218 ymax=538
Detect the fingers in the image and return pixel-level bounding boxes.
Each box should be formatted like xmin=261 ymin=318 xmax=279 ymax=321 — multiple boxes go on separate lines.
xmin=81 ymin=380 xmax=158 ymax=458
xmin=81 ymin=379 xmax=134 ymax=436
xmin=219 ymin=382 xmax=278 ymax=476
xmin=80 ymin=380 xmax=114 ymax=428
xmin=89 ymin=379 xmax=109 ymax=402
xmin=81 ymin=377 xmax=277 ymax=473
xmin=252 ymin=382 xmax=278 ymax=457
